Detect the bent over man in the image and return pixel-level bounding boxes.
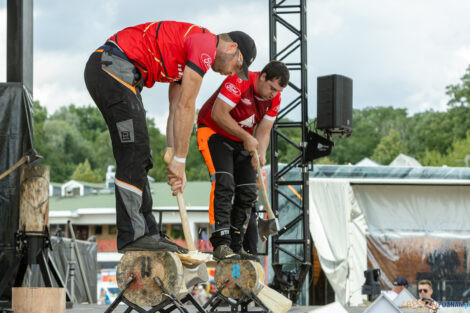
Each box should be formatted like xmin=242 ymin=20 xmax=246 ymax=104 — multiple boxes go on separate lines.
xmin=197 ymin=61 xmax=289 ymax=260
xmin=84 ymin=21 xmax=256 ymax=253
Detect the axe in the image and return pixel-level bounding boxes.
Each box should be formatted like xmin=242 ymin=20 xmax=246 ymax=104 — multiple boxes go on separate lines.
xmin=254 ymin=150 xmax=280 ymax=241
xmin=163 ymin=148 xmax=210 ymax=287
xmin=0 ymin=148 xmax=42 ymax=181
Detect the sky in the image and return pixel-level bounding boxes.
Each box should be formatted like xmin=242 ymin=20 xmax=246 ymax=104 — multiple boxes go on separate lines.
xmin=1 ymin=0 xmax=469 ymax=133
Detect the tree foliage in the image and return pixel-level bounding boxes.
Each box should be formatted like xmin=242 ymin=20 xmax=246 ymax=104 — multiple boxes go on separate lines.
xmin=30 ymin=64 xmax=470 ymax=183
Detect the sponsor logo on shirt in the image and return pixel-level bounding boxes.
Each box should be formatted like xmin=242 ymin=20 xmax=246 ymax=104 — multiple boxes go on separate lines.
xmin=239 ymin=114 xmax=255 ymax=128
xmin=200 ymin=53 xmax=212 ymax=71
xmin=177 ymin=64 xmax=183 ymax=79
xmin=240 ymin=98 xmax=252 ymax=105
xmin=224 ymin=83 xmax=241 ymax=96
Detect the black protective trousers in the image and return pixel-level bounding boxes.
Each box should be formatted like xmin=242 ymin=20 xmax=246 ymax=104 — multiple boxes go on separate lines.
xmin=84 ymin=46 xmax=159 ymax=250
xmin=197 ymin=126 xmax=258 ymax=251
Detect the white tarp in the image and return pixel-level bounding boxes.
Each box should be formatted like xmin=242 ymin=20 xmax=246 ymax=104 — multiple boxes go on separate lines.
xmin=353 ymin=185 xmax=470 ymax=239
xmin=309 ymin=177 xmax=470 ymax=306
xmin=309 ymin=179 xmax=367 ymax=306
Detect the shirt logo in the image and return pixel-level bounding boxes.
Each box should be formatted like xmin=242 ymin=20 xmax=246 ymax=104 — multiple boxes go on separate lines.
xmin=177 ymin=64 xmax=183 ymax=79
xmin=224 ymin=83 xmax=241 ymax=96
xmin=240 ymin=98 xmax=252 ymax=105
xmin=239 ymin=114 xmax=255 ymax=128
xmin=200 ymin=53 xmax=212 ymax=71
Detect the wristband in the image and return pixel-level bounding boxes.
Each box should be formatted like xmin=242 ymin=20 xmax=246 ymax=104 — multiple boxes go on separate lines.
xmin=173 ymin=156 xmax=186 ymax=163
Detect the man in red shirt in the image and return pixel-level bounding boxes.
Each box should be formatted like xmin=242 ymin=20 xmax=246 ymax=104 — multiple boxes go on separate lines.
xmin=84 ymin=21 xmax=256 ymax=253
xmin=197 ymin=61 xmax=289 ymax=260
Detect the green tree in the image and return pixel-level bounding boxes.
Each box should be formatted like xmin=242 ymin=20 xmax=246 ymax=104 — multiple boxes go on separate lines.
xmin=419 ymin=149 xmax=446 ymax=166
xmin=442 ymin=132 xmax=470 ymax=167
xmin=371 ymin=129 xmax=407 ymax=165
xmin=406 ymin=106 xmax=470 ymax=156
xmin=328 ymin=107 xmax=408 ymax=164
xmin=40 ymin=119 xmax=93 ymax=182
xmin=70 ymin=159 xmax=102 ymax=182
xmin=446 ymin=64 xmax=470 ymax=107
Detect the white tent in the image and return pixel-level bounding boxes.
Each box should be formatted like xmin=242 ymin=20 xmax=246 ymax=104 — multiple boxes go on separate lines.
xmin=307 ymin=166 xmax=470 ymax=306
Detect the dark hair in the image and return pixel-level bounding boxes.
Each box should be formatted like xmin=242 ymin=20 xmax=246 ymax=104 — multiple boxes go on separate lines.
xmin=260 ymin=60 xmax=289 ymax=87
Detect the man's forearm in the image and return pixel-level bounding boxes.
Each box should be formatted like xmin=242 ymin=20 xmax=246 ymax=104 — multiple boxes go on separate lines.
xmin=213 ymin=112 xmax=251 ymax=142
xmin=173 ymin=100 xmax=195 ymax=158
xmin=256 ymin=132 xmax=270 ymax=156
xmin=167 ymin=83 xmax=182 ymax=148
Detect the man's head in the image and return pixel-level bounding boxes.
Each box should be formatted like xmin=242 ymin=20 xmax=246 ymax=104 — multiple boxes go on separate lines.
xmin=418 ymin=280 xmax=433 ymax=299
xmin=213 ymin=32 xmax=256 ymax=80
xmin=392 ymin=276 xmax=408 ymax=294
xmin=255 ymin=60 xmax=290 ymax=100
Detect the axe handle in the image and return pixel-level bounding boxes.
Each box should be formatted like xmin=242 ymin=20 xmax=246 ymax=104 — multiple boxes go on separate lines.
xmin=164 ymin=147 xmax=196 ymax=251
xmin=176 ymin=192 xmax=197 ymax=251
xmin=0 ymin=155 xmax=27 ymax=181
xmin=254 ymin=151 xmax=275 ymax=220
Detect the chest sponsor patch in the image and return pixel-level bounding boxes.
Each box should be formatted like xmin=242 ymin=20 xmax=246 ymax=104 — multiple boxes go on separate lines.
xmin=225 ymin=83 xmax=241 ymax=96
xmin=239 ymin=114 xmax=255 ymax=128
xmin=200 ymin=53 xmax=213 ymax=71
xmin=240 ymin=98 xmax=252 ymax=105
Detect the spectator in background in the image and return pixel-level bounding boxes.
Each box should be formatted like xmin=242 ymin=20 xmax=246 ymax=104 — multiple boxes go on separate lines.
xmin=99 ymin=288 xmax=111 ymax=305
xmin=383 ymin=276 xmax=409 ymax=300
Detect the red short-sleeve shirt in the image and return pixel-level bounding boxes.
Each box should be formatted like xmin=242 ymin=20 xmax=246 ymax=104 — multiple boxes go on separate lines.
xmin=108 ymin=21 xmax=218 ymax=88
xmin=198 ymin=72 xmax=281 ymax=142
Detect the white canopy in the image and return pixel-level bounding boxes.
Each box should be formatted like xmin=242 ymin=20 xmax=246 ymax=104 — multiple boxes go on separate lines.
xmin=309 ymin=175 xmax=470 ymax=306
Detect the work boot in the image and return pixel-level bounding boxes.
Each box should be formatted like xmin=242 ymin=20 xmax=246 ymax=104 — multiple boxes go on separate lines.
xmin=235 ymin=247 xmax=260 ymax=262
xmin=152 ymin=233 xmax=188 ymax=254
xmin=118 ymin=234 xmax=179 ymax=253
xmin=213 ymin=244 xmax=241 ymax=261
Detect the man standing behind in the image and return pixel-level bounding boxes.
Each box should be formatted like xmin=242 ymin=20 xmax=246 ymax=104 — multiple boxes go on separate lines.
xmin=383 ymin=276 xmax=408 ymax=300
xmin=197 ymin=61 xmax=289 ymax=260
xmin=84 ymin=21 xmax=256 ymax=253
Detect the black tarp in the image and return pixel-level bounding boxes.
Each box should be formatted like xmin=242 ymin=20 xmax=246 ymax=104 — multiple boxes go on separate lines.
xmin=25 ymin=236 xmax=98 ymax=304
xmin=0 ymin=83 xmax=35 ymax=300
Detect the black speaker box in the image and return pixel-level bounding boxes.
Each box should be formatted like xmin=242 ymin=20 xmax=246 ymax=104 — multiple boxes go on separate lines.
xmin=317 ymin=74 xmax=353 ymax=137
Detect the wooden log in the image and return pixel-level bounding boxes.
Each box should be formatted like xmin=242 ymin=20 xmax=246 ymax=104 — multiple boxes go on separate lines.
xmin=19 ymin=165 xmax=50 ymax=233
xmin=116 ymin=251 xmax=186 ymax=306
xmin=214 ymin=260 xmax=264 ymax=299
xmin=253 ymin=284 xmax=292 ymax=313
xmin=12 ymin=287 xmax=65 ymax=313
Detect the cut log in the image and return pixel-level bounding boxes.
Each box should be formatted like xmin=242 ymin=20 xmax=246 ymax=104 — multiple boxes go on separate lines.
xmin=12 ymin=287 xmax=65 ymax=313
xmin=19 ymin=165 xmax=49 ymax=233
xmin=253 ymin=284 xmax=292 ymax=313
xmin=116 ymin=251 xmax=185 ymax=306
xmin=214 ymin=260 xmax=264 ymax=299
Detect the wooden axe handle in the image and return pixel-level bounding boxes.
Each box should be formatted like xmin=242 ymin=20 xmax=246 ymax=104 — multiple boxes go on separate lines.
xmin=163 ymin=147 xmax=196 ymax=251
xmin=254 ymin=150 xmax=275 ymax=220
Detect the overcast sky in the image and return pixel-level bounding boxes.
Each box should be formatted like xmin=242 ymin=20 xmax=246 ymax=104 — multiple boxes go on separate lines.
xmin=1 ymin=0 xmax=469 ymax=132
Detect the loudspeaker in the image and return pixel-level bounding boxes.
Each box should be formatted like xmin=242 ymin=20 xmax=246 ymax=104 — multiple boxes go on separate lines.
xmin=316 ymin=74 xmax=353 ymax=137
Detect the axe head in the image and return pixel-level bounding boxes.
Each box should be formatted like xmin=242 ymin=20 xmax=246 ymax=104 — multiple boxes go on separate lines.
xmin=25 ymin=148 xmax=43 ymax=165
xmin=183 ymin=263 xmax=209 ymax=288
xmin=258 ymin=217 xmax=280 ymax=241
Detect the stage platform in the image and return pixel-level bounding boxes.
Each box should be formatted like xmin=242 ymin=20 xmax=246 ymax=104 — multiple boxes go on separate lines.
xmin=65 ymin=304 xmax=466 ymax=313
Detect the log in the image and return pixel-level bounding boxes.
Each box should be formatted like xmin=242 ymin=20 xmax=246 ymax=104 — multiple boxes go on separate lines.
xmin=12 ymin=287 xmax=65 ymax=313
xmin=116 ymin=251 xmax=186 ymax=306
xmin=214 ymin=260 xmax=264 ymax=299
xmin=253 ymin=284 xmax=292 ymax=313
xmin=19 ymin=165 xmax=50 ymax=233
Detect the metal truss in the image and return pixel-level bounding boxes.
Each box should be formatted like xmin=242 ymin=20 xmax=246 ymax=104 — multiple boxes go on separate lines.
xmin=269 ymin=0 xmax=311 ymax=304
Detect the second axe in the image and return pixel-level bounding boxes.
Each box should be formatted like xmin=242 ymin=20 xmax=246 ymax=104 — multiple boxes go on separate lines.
xmin=254 ymin=150 xmax=280 ymax=240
